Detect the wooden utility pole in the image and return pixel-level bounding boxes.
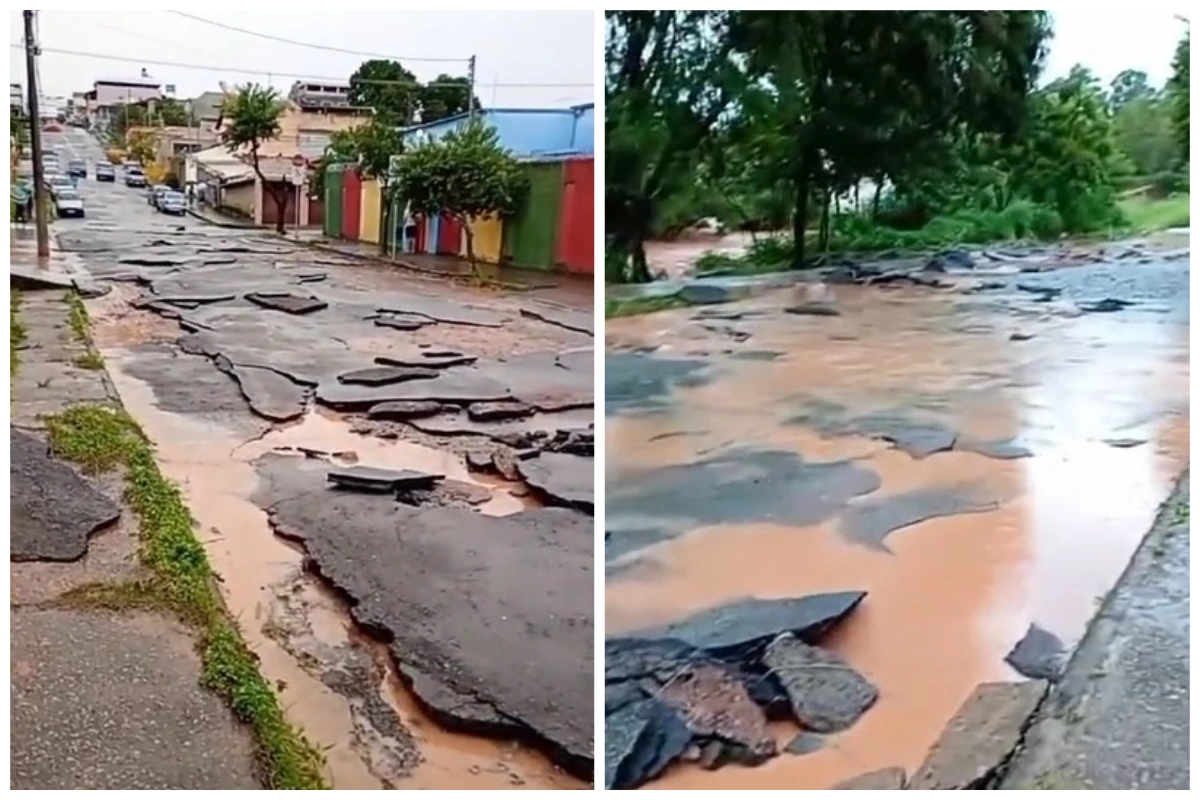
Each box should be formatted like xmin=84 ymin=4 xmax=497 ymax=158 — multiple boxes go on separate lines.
xmin=23 ymin=10 xmax=50 ymax=258
xmin=467 ymin=55 xmax=477 ymax=119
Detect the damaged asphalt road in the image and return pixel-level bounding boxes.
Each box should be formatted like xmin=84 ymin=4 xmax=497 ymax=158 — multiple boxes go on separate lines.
xmin=62 ymin=206 xmax=595 ymax=784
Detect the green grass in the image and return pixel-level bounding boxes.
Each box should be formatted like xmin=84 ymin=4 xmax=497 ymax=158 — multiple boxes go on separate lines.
xmin=66 ymin=290 xmax=91 ymax=343
xmin=605 ymin=293 xmax=688 ymax=319
xmin=1118 ymin=194 xmax=1190 ymax=233
xmin=11 ymin=290 xmax=26 ymax=376
xmin=1172 ymin=500 xmax=1190 ymax=526
xmin=44 ymin=404 xmax=328 ymax=789
xmin=73 ymin=351 xmax=105 ymax=370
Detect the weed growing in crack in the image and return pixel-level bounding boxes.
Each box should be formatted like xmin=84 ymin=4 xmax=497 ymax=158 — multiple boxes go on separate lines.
xmin=44 ymin=403 xmax=327 ymax=789
xmin=73 ymin=351 xmax=105 ymax=370
xmin=65 ymin=290 xmax=91 ymax=344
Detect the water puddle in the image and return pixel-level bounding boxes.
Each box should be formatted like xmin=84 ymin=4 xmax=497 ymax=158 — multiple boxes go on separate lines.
xmin=606 ymin=277 xmax=1188 ymax=789
xmin=98 ymin=348 xmax=581 ymax=790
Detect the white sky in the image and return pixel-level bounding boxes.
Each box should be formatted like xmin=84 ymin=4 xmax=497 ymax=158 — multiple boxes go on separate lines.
xmin=7 ymin=10 xmax=595 ymax=108
xmin=7 ymin=10 xmax=1187 ymax=106
xmin=1042 ymin=8 xmax=1188 ymax=88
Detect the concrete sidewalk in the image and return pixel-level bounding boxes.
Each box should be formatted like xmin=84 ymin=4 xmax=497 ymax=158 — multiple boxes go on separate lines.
xmin=10 ymin=290 xmax=261 ymax=789
xmin=185 ymin=204 xmax=260 ymax=229
xmin=1001 ymin=473 xmax=1190 ymax=790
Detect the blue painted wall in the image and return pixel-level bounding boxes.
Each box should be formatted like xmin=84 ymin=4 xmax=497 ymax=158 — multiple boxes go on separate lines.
xmin=403 ymin=106 xmax=593 ymax=157
xmin=570 ymin=104 xmax=594 ymax=153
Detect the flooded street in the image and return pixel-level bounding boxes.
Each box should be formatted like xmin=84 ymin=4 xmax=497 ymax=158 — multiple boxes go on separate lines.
xmin=55 ymin=129 xmax=593 ymax=789
xmin=605 ymin=247 xmax=1188 ymax=789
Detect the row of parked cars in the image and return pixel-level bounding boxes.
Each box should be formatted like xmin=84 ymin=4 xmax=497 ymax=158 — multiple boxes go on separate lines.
xmin=39 ymin=151 xmax=85 ymax=218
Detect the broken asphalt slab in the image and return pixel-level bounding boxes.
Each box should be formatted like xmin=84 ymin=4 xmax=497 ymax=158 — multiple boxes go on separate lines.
xmin=606 ymin=447 xmax=880 ymax=561
xmin=627 ymin=591 xmax=866 ymax=661
xmin=1004 ymin=624 xmax=1068 ymax=682
xmin=326 ymin=465 xmax=444 ymax=493
xmin=10 ymin=428 xmax=121 ymax=562
xmin=838 ymin=484 xmax=1000 ymax=551
xmin=251 ymin=454 xmax=594 ymax=778
xmin=516 ymin=451 xmax=594 ymax=513
xmin=762 ymin=632 xmax=878 ymax=733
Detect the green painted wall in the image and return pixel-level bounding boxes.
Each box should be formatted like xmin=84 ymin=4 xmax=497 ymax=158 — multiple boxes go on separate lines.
xmin=324 ymin=164 xmax=343 ymax=239
xmin=504 ymin=161 xmax=563 ymax=271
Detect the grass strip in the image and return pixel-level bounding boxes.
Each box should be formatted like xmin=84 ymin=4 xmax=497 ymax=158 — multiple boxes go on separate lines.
xmin=44 ymin=403 xmax=328 ymax=789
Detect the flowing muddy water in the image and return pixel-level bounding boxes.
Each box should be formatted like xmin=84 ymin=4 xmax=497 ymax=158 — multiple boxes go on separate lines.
xmin=92 ymin=335 xmax=582 ymax=790
xmin=606 ymin=274 xmax=1188 ymax=789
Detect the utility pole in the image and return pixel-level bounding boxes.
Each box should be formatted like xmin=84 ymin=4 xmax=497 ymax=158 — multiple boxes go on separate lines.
xmin=467 ymin=55 xmax=477 ymax=119
xmin=23 ymin=10 xmax=50 ymax=259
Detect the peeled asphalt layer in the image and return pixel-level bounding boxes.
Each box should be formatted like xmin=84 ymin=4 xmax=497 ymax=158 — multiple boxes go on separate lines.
xmin=17 ymin=127 xmax=595 ymax=785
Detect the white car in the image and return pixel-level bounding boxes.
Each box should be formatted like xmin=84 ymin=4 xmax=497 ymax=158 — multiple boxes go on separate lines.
xmin=53 ymin=187 xmax=84 ymax=218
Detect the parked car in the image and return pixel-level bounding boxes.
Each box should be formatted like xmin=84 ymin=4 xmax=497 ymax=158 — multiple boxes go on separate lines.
xmin=157 ymin=191 xmax=187 ymax=216
xmin=124 ymin=166 xmax=146 ymax=188
xmin=67 ymin=160 xmax=87 ymax=178
xmin=148 ymin=185 xmax=172 ymax=208
xmin=45 ymin=174 xmax=75 ymax=196
xmin=53 ymin=188 xmax=84 ymax=218
xmin=95 ymin=162 xmax=115 ymax=182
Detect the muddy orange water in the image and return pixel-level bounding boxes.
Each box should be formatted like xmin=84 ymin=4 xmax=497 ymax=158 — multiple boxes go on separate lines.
xmin=606 ymin=281 xmax=1189 ymax=789
xmin=92 ymin=341 xmax=582 ymax=790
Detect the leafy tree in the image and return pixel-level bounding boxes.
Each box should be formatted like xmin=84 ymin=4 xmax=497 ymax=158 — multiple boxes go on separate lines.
xmin=605 ymin=11 xmax=736 ymax=282
xmin=392 ymin=122 xmax=526 ymax=277
xmin=157 ymin=97 xmax=192 ymax=127
xmin=349 ymin=59 xmax=420 ymax=125
xmin=220 ymin=83 xmax=290 ymax=234
xmin=109 ymin=102 xmax=149 ymax=145
xmin=419 ymin=74 xmax=477 ymax=122
xmin=727 ymin=11 xmax=1050 ymax=268
xmin=313 ymin=119 xmax=405 ymax=251
xmin=1167 ymin=30 xmax=1189 ymax=161
xmin=126 ymin=130 xmax=156 ymax=165
xmin=1108 ymin=69 xmax=1154 ymax=111
xmin=1112 ymin=93 xmax=1178 ymax=178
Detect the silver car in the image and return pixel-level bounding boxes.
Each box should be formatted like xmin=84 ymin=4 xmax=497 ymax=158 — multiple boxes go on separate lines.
xmin=53 ymin=188 xmax=85 ymax=218
xmin=158 ymin=191 xmax=187 ymax=216
xmin=45 ymin=173 xmax=75 ymax=196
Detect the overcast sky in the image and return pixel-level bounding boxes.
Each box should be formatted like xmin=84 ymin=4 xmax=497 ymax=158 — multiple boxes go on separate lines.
xmin=9 ymin=10 xmax=595 ymax=107
xmin=9 ymin=10 xmax=1187 ymax=106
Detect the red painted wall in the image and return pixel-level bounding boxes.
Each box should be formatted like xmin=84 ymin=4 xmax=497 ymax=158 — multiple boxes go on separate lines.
xmin=438 ymin=214 xmax=463 ymax=255
xmin=555 ymin=157 xmax=594 ymax=274
xmin=412 ymin=213 xmax=426 ymax=253
xmin=341 ymin=166 xmax=362 ymax=241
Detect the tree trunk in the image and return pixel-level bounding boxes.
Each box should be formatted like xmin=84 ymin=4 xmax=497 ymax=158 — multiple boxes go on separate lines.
xmin=872 ymin=175 xmax=883 ymax=219
xmin=270 ymin=186 xmax=288 ymax=235
xmin=791 ymin=171 xmax=810 ymax=270
xmin=463 ymin=218 xmax=479 ymax=278
xmin=819 ymin=189 xmax=832 ymax=253
xmin=379 ymin=195 xmax=391 ymax=255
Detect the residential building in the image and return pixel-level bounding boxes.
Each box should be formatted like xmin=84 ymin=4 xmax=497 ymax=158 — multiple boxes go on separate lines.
xmin=10 ymin=83 xmax=24 ymax=114
xmin=400 ymin=103 xmax=594 ymax=157
xmin=186 ymin=91 xmax=226 ymax=135
xmin=88 ymin=70 xmax=162 ymax=125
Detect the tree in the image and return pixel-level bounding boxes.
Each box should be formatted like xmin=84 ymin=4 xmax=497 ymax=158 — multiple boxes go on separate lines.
xmin=726 ymin=11 xmax=1050 ymax=268
xmin=314 ymin=119 xmax=405 ymax=251
xmin=1167 ymin=30 xmax=1189 ymax=161
xmin=157 ymin=97 xmax=192 ymax=127
xmin=419 ymin=74 xmax=477 ymax=122
xmin=220 ymin=83 xmax=290 ymax=234
xmin=349 ymin=59 xmax=420 ymax=124
xmin=126 ymin=130 xmax=155 ymax=165
xmin=1108 ymin=69 xmax=1153 ymax=112
xmin=605 ymin=11 xmax=736 ymax=282
xmin=109 ymin=102 xmax=148 ymax=145
xmin=393 ymin=122 xmax=526 ymax=278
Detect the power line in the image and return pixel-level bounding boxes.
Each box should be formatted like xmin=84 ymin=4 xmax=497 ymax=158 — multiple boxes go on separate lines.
xmin=168 ymin=11 xmax=468 ymax=63
xmin=17 ymin=44 xmax=593 ymax=90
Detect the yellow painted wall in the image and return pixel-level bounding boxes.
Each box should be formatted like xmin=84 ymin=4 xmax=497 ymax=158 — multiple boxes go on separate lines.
xmin=461 ymin=215 xmax=503 ymax=264
xmin=360 ymin=178 xmax=381 ymax=244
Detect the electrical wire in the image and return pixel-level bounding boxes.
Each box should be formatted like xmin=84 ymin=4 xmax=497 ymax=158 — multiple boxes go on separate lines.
xmin=168 ymin=11 xmax=468 ymax=63
xmin=13 ymin=44 xmax=593 ymax=90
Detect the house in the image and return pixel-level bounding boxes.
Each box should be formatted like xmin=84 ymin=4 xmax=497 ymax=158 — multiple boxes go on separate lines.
xmin=11 ymin=83 xmax=24 ymax=114
xmin=88 ymin=70 xmax=162 ymax=126
xmin=400 ymin=103 xmax=595 ymax=157
xmin=186 ymin=91 xmax=226 ymax=135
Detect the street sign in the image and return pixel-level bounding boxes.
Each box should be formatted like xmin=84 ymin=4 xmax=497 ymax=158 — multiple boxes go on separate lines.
xmin=292 ymin=154 xmax=306 ymax=167
xmin=288 ymin=165 xmax=305 ymax=186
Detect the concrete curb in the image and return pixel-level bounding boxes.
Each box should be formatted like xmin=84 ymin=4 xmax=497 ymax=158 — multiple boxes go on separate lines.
xmin=185 ymin=208 xmax=260 ymax=229
xmin=998 ymin=469 xmax=1191 ymax=789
